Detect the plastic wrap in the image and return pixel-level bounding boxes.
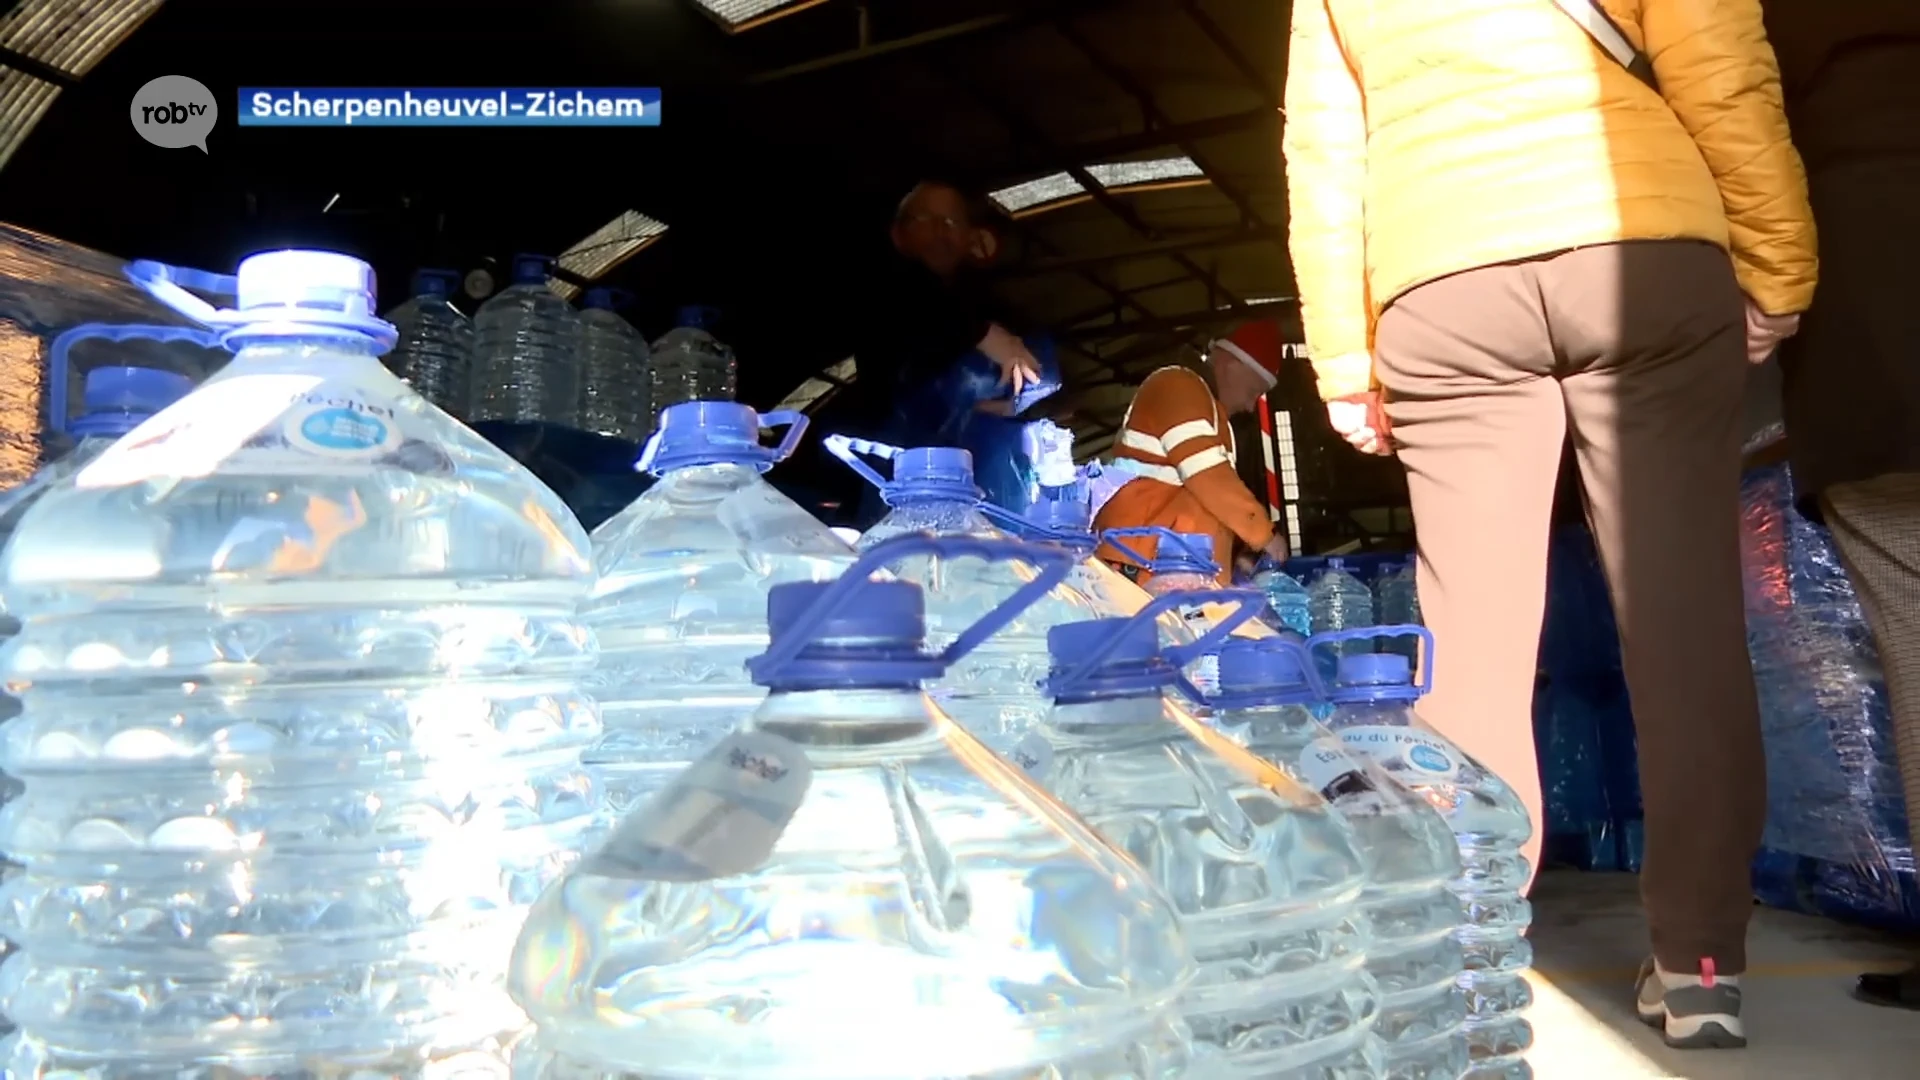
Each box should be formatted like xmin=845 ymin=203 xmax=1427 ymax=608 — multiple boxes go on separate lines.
xmin=1534 ymin=522 xmax=1644 ymax=872
xmin=1740 ymin=460 xmax=1919 ymax=929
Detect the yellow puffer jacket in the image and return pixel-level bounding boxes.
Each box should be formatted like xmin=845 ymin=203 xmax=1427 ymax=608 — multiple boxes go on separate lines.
xmin=1283 ymin=0 xmax=1819 ymax=401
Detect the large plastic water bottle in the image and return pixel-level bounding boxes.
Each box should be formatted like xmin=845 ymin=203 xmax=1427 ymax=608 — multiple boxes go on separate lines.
xmin=825 ymin=437 xmax=1098 ymax=752
xmin=471 ymin=253 xmax=581 ymax=426
xmin=576 ymin=287 xmax=652 ymax=444
xmin=0 ymin=251 xmax=603 ymax=1077
xmin=1013 ymin=475 xmax=1192 ymax=643
xmin=1102 ymin=527 xmax=1270 ymax=701
xmin=1313 ymin=627 xmax=1535 ymax=1080
xmin=1256 ymin=560 xmax=1314 ymax=638
xmin=584 ymin=402 xmax=855 ymax=816
xmin=650 ymin=305 xmax=737 ymax=412
xmin=1019 ymin=592 xmax=1381 ymax=1078
xmin=1310 ymin=556 xmax=1377 ymax=681
xmin=383 ymin=267 xmax=474 ymax=418
xmin=1212 ymin=637 xmax=1470 ymax=1080
xmin=510 ymin=535 xmax=1197 ymax=1080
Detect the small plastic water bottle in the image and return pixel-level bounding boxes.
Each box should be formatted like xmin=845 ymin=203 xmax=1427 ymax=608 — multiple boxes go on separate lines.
xmin=650 ymin=305 xmax=737 ymax=413
xmin=471 ymin=253 xmax=581 ymax=426
xmin=1 ymin=250 xmax=602 ymax=1076
xmin=1212 ymin=637 xmax=1470 ymax=1080
xmin=510 ymin=535 xmax=1197 ymax=1080
xmin=1020 ymin=591 xmax=1382 ymax=1078
xmin=584 ymin=402 xmax=855 ymax=817
xmin=824 ymin=437 xmax=1097 ymax=751
xmin=576 ymin=287 xmax=652 ymax=444
xmin=1313 ymin=626 xmax=1535 ymax=1080
xmin=383 ymin=268 xmax=474 ymax=417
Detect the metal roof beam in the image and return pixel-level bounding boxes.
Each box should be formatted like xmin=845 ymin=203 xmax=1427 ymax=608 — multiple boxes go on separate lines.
xmin=747 ymin=0 xmax=1111 ymax=85
xmin=998 ymin=225 xmax=1278 ymax=279
xmin=1176 ymin=0 xmax=1280 ymax=106
xmin=0 ymin=49 xmax=76 ymax=88
xmin=1064 ymin=296 xmax=1296 ymax=342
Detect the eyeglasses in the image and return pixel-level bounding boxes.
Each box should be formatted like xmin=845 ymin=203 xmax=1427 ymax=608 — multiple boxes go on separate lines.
xmin=903 ymin=211 xmax=966 ymax=231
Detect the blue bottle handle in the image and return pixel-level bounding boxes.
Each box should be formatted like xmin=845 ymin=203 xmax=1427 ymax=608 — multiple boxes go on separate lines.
xmin=635 ymin=407 xmax=809 ymax=474
xmin=1046 ymin=587 xmax=1264 ymax=703
xmin=1306 ymin=623 xmax=1437 ymax=694
xmin=124 ymin=259 xmax=238 ymax=329
xmin=746 ymin=534 xmax=1075 ymax=684
xmin=1176 ymin=635 xmax=1330 ymax=710
xmin=1098 ymin=526 xmax=1219 ymax=576
xmin=45 ymin=322 xmax=224 ymax=436
xmin=821 ymin=433 xmax=903 ymax=493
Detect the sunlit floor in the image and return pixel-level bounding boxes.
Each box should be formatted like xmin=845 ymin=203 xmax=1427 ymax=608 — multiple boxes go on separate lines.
xmin=1528 ymin=871 xmax=1920 ymax=1077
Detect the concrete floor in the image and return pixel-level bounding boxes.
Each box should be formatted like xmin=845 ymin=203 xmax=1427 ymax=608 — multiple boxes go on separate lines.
xmin=1528 ymin=872 xmax=1920 ymax=1077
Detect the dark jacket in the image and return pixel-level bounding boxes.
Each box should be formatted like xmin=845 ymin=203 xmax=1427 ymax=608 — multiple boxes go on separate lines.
xmin=1762 ymin=1 xmax=1920 ymax=513
xmin=832 ymin=253 xmax=992 ymax=440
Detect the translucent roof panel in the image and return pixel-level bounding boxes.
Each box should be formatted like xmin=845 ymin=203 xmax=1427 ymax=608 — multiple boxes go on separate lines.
xmin=989 ymin=155 xmax=1208 ymax=216
xmin=0 ymin=0 xmax=167 ymax=78
xmin=0 ymin=66 xmax=62 ymax=171
xmin=775 ymin=356 xmax=856 ymax=414
xmin=691 ymin=0 xmax=826 ymax=32
xmin=549 ymin=209 xmax=669 ymax=300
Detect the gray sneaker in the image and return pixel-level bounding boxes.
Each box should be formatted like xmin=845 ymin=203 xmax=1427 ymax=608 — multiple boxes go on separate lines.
xmin=1635 ymin=956 xmax=1746 ymax=1049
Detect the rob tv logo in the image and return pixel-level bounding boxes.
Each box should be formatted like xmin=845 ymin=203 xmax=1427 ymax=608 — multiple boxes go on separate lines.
xmin=130 ymin=75 xmax=219 ymax=153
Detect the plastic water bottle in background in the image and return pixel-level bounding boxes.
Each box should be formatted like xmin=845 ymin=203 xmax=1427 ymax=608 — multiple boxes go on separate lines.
xmin=1314 ymin=627 xmax=1535 ymax=1080
xmin=650 ymin=305 xmax=737 ymax=412
xmin=0 ymin=251 xmax=603 ymax=1077
xmin=511 ymin=536 xmax=1196 ymax=1080
xmin=1376 ymin=558 xmax=1424 ymax=662
xmin=1021 ymin=593 xmax=1381 ymax=1079
xmin=1256 ymin=560 xmax=1314 ymax=638
xmin=1213 ymin=637 xmax=1470 ymax=1080
xmin=1102 ymin=527 xmax=1270 ymax=701
xmin=584 ymin=402 xmax=855 ymax=817
xmin=825 ymin=437 xmax=1097 ymax=752
xmin=382 ymin=267 xmax=474 ymax=418
xmin=1014 ymin=474 xmax=1194 ymax=648
xmin=576 ymin=287 xmax=653 ymax=444
xmin=471 ymin=253 xmax=581 ymax=426
xmin=1310 ymin=556 xmax=1377 ymax=680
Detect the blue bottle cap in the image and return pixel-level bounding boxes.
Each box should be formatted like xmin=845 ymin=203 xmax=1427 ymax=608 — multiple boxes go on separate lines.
xmin=583 ymin=287 xmax=615 ymax=310
xmin=1216 ymin=638 xmax=1317 ymax=703
xmin=641 ymin=401 xmax=781 ymax=475
xmin=511 ymin=254 xmax=553 ymax=285
xmin=759 ymin=578 xmax=943 ymax=689
xmin=885 ymin=446 xmax=981 ymax=505
xmin=1027 ymin=481 xmax=1092 ymax=536
xmin=1153 ymin=531 xmax=1218 ymax=576
xmin=1043 ymin=617 xmax=1175 ymax=700
xmin=1329 ymin=652 xmax=1422 ymax=703
xmin=411 ymin=268 xmax=460 ymax=299
xmin=676 ymin=305 xmax=717 ymax=330
xmin=67 ymin=366 xmax=193 ymax=438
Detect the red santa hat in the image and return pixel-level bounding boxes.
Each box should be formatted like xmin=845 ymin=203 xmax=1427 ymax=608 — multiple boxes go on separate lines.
xmin=1211 ymin=319 xmax=1285 ymax=389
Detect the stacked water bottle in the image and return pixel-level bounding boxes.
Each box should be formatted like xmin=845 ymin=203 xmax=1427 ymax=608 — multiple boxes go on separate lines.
xmin=385 ymin=254 xmax=736 ymax=442
xmin=0 ymin=246 xmax=1538 ymax=1080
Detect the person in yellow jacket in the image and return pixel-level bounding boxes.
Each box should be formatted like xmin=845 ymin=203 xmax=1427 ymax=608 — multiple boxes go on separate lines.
xmin=1092 ymin=319 xmax=1292 ymax=584
xmin=1283 ymin=0 xmax=1817 ymax=1051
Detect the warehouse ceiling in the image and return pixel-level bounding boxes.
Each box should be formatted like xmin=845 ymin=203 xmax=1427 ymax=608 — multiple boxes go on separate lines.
xmin=0 ymin=0 xmax=1298 ymax=460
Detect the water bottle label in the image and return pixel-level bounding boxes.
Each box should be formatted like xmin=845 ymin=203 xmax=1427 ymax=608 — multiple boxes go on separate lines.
xmin=1334 ymin=724 xmax=1463 ymax=782
xmin=77 ymin=374 xmax=436 ymax=488
xmin=1295 ymin=735 xmax=1382 ymax=802
xmin=1008 ymin=732 xmax=1054 ymax=781
xmin=583 ymin=730 xmax=814 ymax=883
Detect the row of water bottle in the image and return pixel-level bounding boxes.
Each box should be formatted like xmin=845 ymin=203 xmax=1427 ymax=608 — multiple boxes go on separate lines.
xmin=1260 ymin=556 xmax=1424 ymax=653
xmin=384 ymin=254 xmax=737 ymax=441
xmin=0 ymin=248 xmax=1530 ymax=1080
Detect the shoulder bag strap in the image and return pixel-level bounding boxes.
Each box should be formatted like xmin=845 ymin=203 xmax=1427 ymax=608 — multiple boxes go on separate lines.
xmin=1549 ymin=0 xmax=1660 ymax=89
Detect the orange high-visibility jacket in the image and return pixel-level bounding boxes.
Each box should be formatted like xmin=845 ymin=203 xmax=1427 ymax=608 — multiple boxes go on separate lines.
xmin=1092 ymin=366 xmax=1273 ymax=582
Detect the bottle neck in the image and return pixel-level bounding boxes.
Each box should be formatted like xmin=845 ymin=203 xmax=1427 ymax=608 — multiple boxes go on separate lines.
xmin=1146 ymin=570 xmax=1217 ymax=594
xmin=752 ymin=685 xmax=940 ymax=747
xmin=1046 ymin=692 xmax=1168 ymax=732
xmin=231 ymin=334 xmax=387 ymax=368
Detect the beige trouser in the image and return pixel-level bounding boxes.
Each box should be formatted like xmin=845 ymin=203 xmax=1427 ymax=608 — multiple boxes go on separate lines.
xmin=1373 ymin=240 xmax=1767 ymax=973
xmin=1822 ymin=473 xmax=1920 ymax=853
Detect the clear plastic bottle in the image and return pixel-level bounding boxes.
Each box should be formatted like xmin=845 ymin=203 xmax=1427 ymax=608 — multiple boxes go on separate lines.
xmin=584 ymin=402 xmax=855 ymax=817
xmin=1012 ymin=475 xmax=1194 ymax=646
xmin=1309 ymin=557 xmax=1377 ymax=681
xmin=1212 ymin=637 xmax=1470 ymax=1080
xmin=649 ymin=305 xmax=736 ymax=413
xmin=0 ymin=251 xmax=603 ymax=1077
xmin=825 ymin=437 xmax=1098 ymax=752
xmin=510 ymin=535 xmax=1197 ymax=1080
xmin=1256 ymin=562 xmax=1314 ymax=638
xmin=576 ymin=287 xmax=652 ymax=444
xmin=1375 ymin=559 xmax=1424 ymax=663
xmin=1018 ymin=593 xmax=1381 ymax=1079
xmin=1102 ymin=527 xmax=1275 ymax=702
xmin=383 ymin=267 xmax=474 ymax=418
xmin=1313 ymin=627 xmax=1535 ymax=1080
xmin=471 ymin=253 xmax=581 ymax=426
